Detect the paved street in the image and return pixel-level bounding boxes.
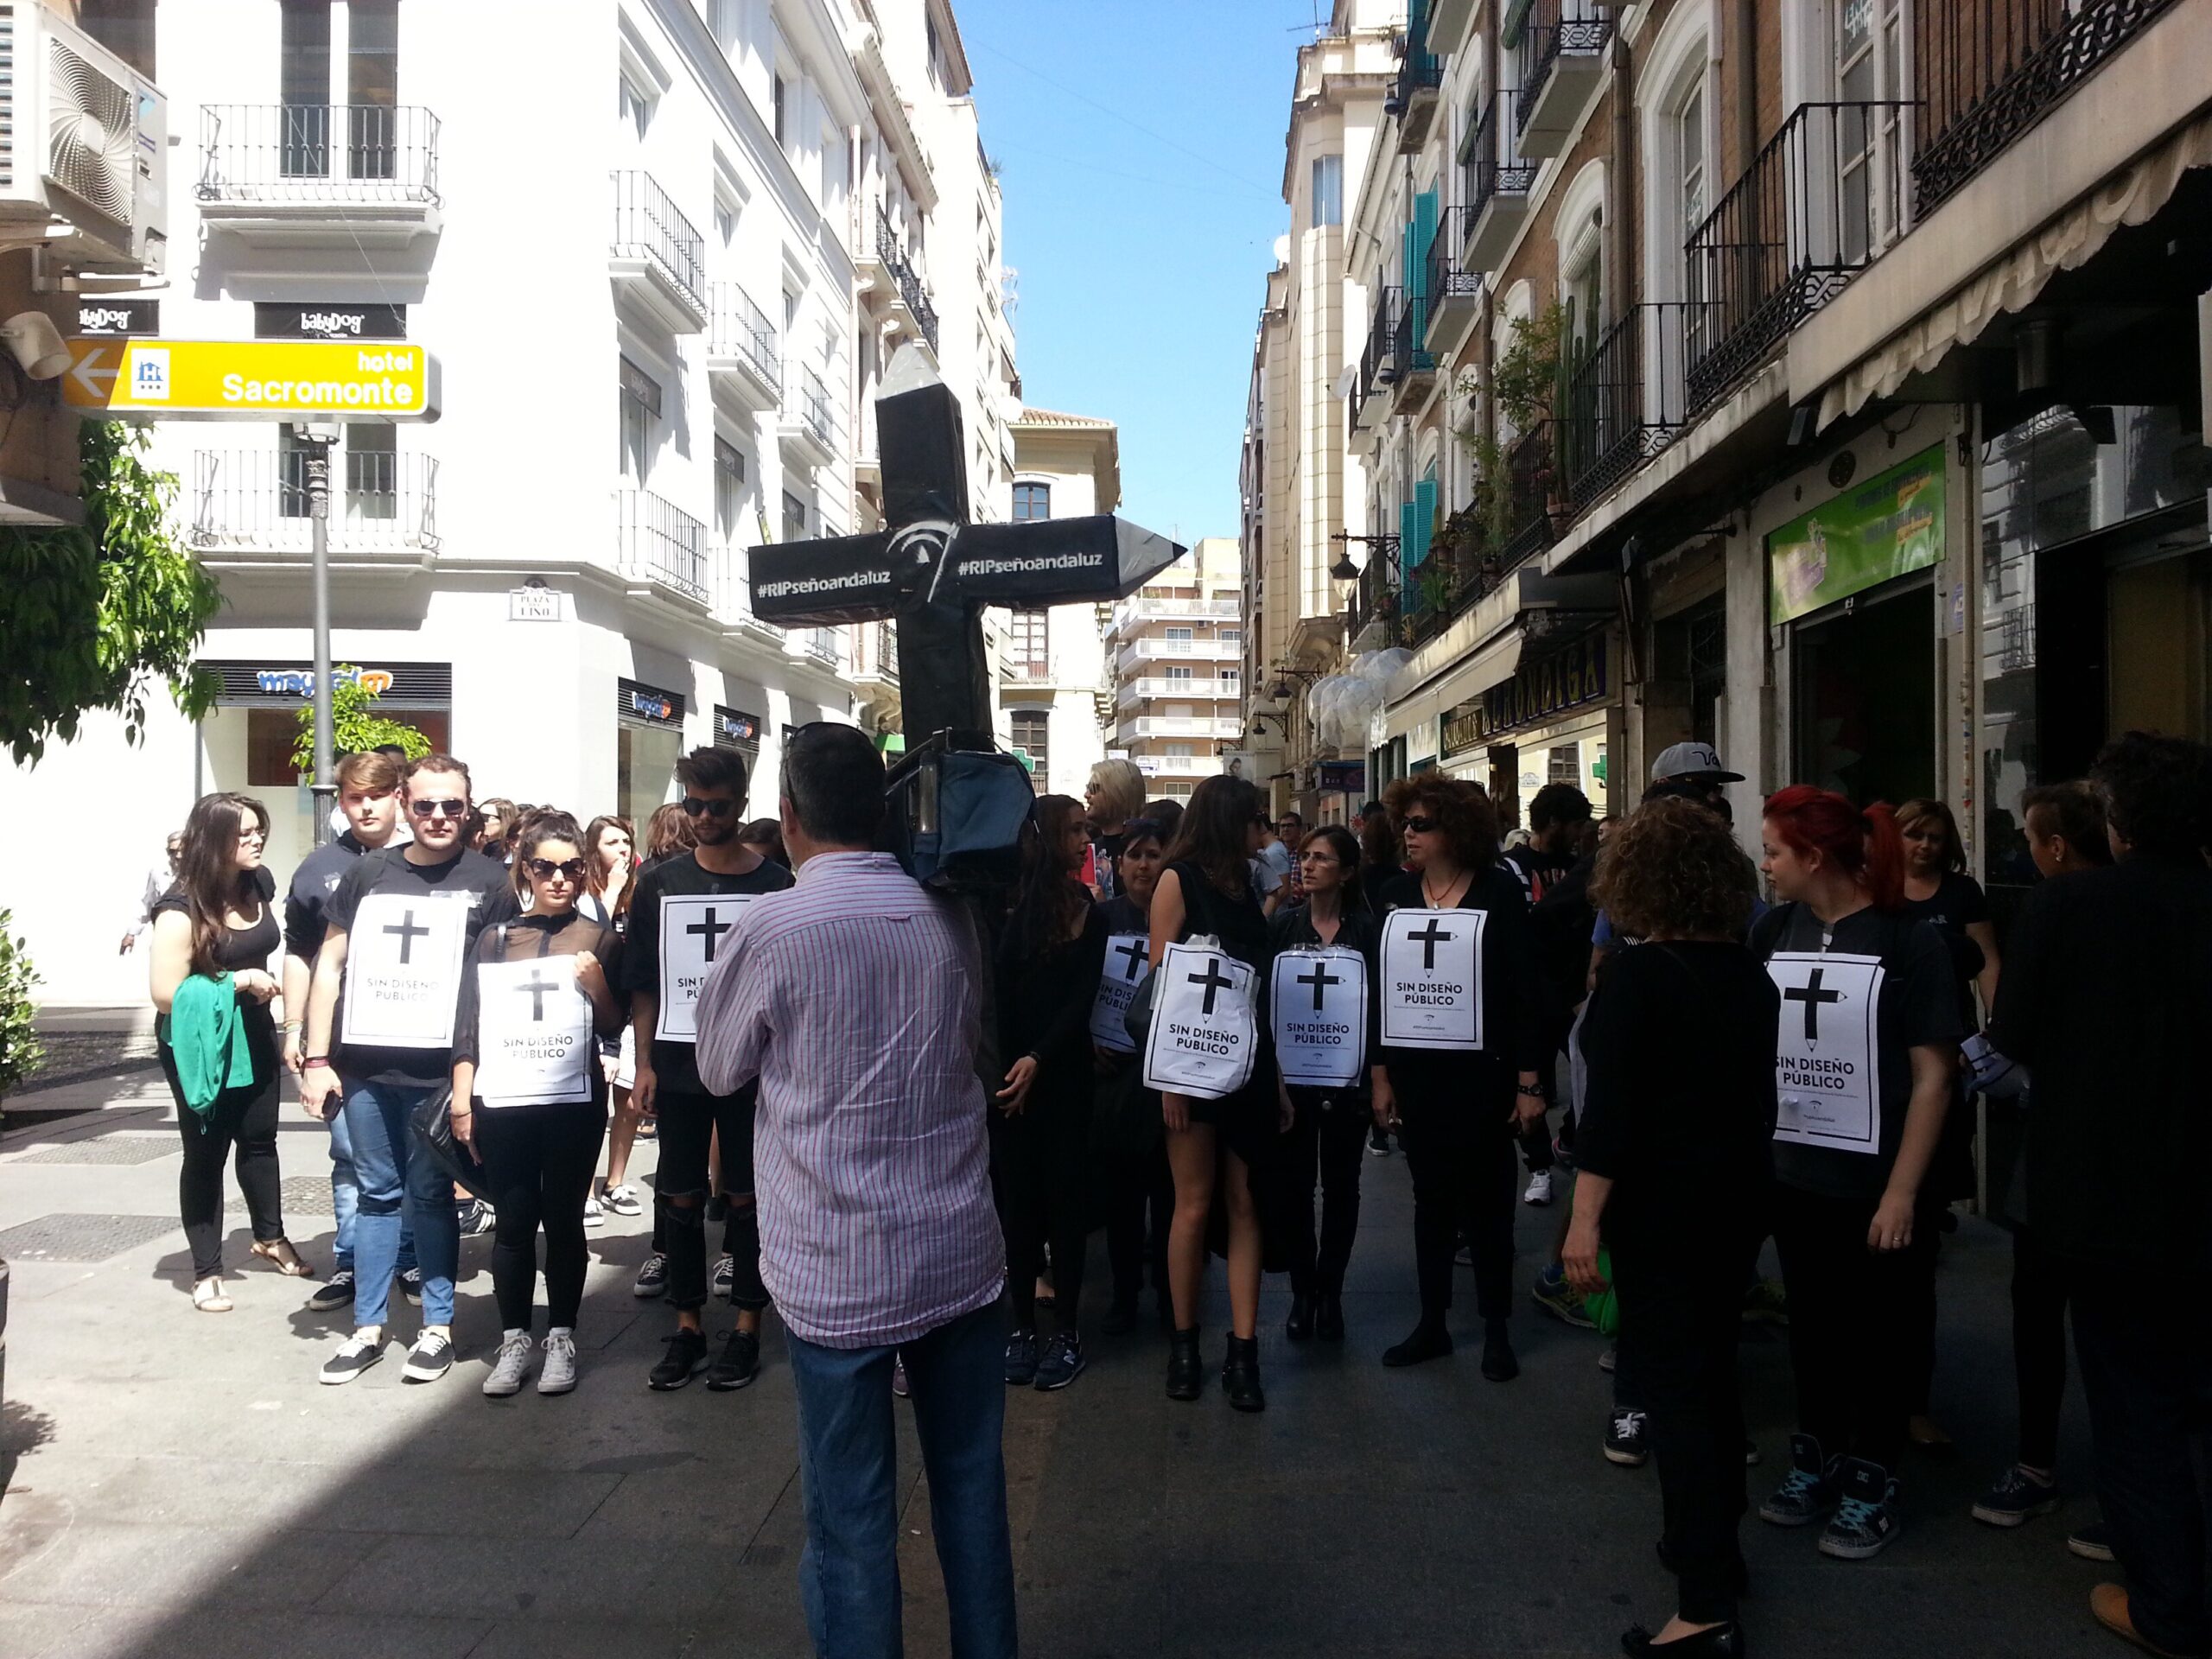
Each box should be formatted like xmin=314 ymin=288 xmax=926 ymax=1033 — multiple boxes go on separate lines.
xmin=0 ymin=1075 xmax=2116 ymax=1659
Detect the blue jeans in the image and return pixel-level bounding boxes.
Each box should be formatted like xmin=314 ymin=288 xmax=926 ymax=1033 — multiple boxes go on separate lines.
xmin=340 ymin=1080 xmax=458 ymax=1328
xmin=327 ymin=1106 xmax=415 ymax=1277
xmin=785 ymin=1302 xmax=1017 ymax=1659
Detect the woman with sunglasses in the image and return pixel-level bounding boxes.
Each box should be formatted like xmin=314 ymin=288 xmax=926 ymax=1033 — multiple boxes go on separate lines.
xmin=1373 ymin=775 xmax=1546 ymax=1380
xmin=450 ymin=814 xmax=627 ymax=1395
xmin=148 ymin=791 xmax=306 ymax=1311
xmin=1268 ymin=824 xmax=1381 ymax=1344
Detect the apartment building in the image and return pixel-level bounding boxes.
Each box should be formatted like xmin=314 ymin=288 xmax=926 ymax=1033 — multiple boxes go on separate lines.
xmin=1283 ymin=0 xmax=2211 ymax=892
xmin=1110 ymin=537 xmax=1245 ymax=803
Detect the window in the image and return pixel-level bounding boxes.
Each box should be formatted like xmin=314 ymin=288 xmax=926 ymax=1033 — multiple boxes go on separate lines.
xmin=1012 ymin=480 xmax=1051 ymax=521
xmin=772 ymin=74 xmax=788 ymax=146
xmin=1675 ymin=80 xmax=1707 ymax=245
xmin=277 ymin=424 xmax=314 ymax=518
xmin=1011 ymin=710 xmax=1049 ymax=778
xmin=714 ymin=196 xmax=737 ymax=248
xmin=714 ymin=436 xmax=747 ymax=541
xmin=1221 ymin=668 xmax=1240 ymax=690
xmin=1548 ymin=744 xmax=1582 ymax=787
xmin=1166 ymin=626 xmax=1194 ymax=645
xmin=1009 ymin=608 xmax=1049 ymax=677
xmin=345 ymin=424 xmax=396 ymax=524
xmin=619 ymin=74 xmax=651 ymax=139
xmin=1835 ymin=0 xmax=1909 ymax=261
xmin=347 ymin=0 xmax=398 ymax=180
xmin=1311 ymin=155 xmax=1343 ymax=228
xmin=1165 ymin=742 xmax=1193 ymax=758
xmin=781 ymin=490 xmax=808 ymax=543
xmin=279 ymin=0 xmax=332 ymax=178
xmin=618 ymin=355 xmax=659 ymax=483
xmin=709 ymin=0 xmax=742 ymax=52
xmin=79 ymin=0 xmax=157 ymax=78
xmin=1222 ymin=629 xmax=1242 ymax=646
xmin=1166 ymin=664 xmax=1194 ymax=683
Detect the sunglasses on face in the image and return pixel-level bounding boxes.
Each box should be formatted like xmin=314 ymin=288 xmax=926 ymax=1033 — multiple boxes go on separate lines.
xmin=680 ymin=797 xmax=737 ymax=818
xmin=410 ymin=798 xmax=467 ymax=820
xmin=524 ymin=858 xmax=590 ymax=882
xmin=1403 ymin=816 xmax=1440 ymax=835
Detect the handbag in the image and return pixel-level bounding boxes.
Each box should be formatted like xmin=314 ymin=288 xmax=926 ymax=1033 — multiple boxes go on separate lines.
xmin=409 ymin=1083 xmax=492 ymax=1203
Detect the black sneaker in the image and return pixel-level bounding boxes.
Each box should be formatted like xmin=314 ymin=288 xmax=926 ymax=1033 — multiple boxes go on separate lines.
xmin=1759 ymin=1433 xmax=1840 ymax=1527
xmin=632 ymin=1252 xmax=669 ymax=1299
xmin=648 ymin=1328 xmax=710 ymax=1390
xmin=307 ymin=1269 xmax=355 ymax=1313
xmin=319 ymin=1331 xmax=385 ymax=1385
xmin=1368 ymin=1126 xmax=1390 ymax=1157
xmin=706 ymin=1327 xmax=761 ymax=1391
xmin=2068 ymin=1519 xmax=2117 ymax=1562
xmin=1034 ymin=1332 xmax=1086 ymax=1391
xmin=1004 ymin=1328 xmax=1040 ymax=1386
xmin=1819 ymin=1458 xmax=1901 ymax=1560
xmin=1381 ymin=1321 xmax=1452 ymax=1368
xmin=399 ymin=1267 xmax=423 ymax=1307
xmin=1605 ymin=1408 xmax=1649 ymax=1467
xmin=456 ymin=1199 xmax=496 ymax=1238
xmin=1972 ymin=1464 xmax=2062 ymax=1528
xmin=402 ymin=1329 xmax=455 ymax=1382
xmin=712 ymin=1254 xmax=734 ymax=1301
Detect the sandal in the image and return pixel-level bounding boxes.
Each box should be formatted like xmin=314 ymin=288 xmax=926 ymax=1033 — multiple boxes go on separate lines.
xmin=193 ymin=1276 xmax=234 ymax=1313
xmin=251 ymin=1238 xmax=312 ymax=1278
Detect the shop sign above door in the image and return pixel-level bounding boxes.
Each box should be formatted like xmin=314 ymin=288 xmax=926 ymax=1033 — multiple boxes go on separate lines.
xmin=1769 ymin=443 xmax=1945 ymax=624
xmin=61 ymin=337 xmax=441 ymax=422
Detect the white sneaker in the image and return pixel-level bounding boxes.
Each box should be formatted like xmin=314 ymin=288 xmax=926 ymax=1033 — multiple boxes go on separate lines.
xmin=1523 ymin=1169 xmax=1554 ymax=1206
xmin=539 ymin=1329 xmax=579 ymax=1395
xmin=582 ymin=1194 xmax=605 ymax=1230
xmin=483 ymin=1331 xmax=533 ymax=1397
xmin=603 ymin=1184 xmax=644 ymax=1217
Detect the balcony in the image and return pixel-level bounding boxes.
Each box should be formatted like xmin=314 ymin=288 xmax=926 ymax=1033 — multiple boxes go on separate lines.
xmin=188 ymin=448 xmax=440 ymax=563
xmin=1559 ymin=302 xmax=1689 ymax=511
xmin=1389 ymin=2 xmax=1444 ymax=154
xmin=1912 ymin=0 xmax=2177 ymax=215
xmin=849 ymin=620 xmax=901 ymax=723
xmin=615 ymin=488 xmax=709 ymax=607
xmin=1133 ymin=753 xmax=1224 ymax=780
xmin=779 ymin=363 xmax=840 ymax=470
xmin=709 ymin=540 xmax=783 ymax=639
xmin=1120 ymin=716 xmax=1244 ymax=742
xmin=706 ymin=283 xmax=780 ymax=413
xmin=610 ymin=170 xmax=708 ymax=334
xmin=1497 ymin=423 xmax=1557 ymax=571
xmin=1424 ymin=206 xmax=1484 ymax=356
xmin=1117 ymin=675 xmax=1241 ymax=705
xmin=1113 ymin=595 xmax=1242 ymax=628
xmin=874 ymin=208 xmax=941 ymax=356
xmin=1465 ymin=96 xmax=1538 ymax=271
xmin=1355 ymin=287 xmax=1404 ymax=427
xmin=1391 ymin=294 xmax=1439 ymax=410
xmin=1348 ymin=550 xmax=1402 ymax=652
xmin=196 ymin=105 xmax=441 ymax=245
xmin=1513 ymin=1 xmax=1614 ymax=159
xmin=1683 ymin=100 xmax=1917 ymax=412
xmin=1116 ymin=635 xmax=1242 ymax=674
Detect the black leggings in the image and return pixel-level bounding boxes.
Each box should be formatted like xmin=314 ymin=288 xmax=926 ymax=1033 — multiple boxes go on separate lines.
xmin=991 ymin=1076 xmax=1092 ymax=1332
xmin=1286 ymin=1093 xmax=1370 ymax=1300
xmin=159 ymin=1045 xmax=283 ymax=1281
xmin=1106 ymin=1145 xmax=1173 ymax=1307
xmin=475 ymin=1101 xmax=606 ymax=1331
xmin=655 ymin=1088 xmax=766 ymax=1313
xmin=1399 ymin=1107 xmax=1516 ymax=1325
xmin=2012 ymin=1225 xmax=2070 ymax=1470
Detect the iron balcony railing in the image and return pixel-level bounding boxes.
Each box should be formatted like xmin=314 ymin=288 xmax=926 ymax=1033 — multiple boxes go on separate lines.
xmin=785 ymin=363 xmax=840 ymax=453
xmin=1394 ymin=6 xmax=1443 ymax=110
xmin=1514 ymin=1 xmax=1614 ymax=141
xmin=1357 ymin=286 xmax=1405 ymax=412
xmin=191 ymin=449 xmax=439 ymax=551
xmin=1392 ymin=290 xmax=1436 ymax=381
xmin=1910 ymin=0 xmax=2177 ymax=213
xmin=198 ymin=104 xmax=441 ymax=203
xmin=1559 ymin=302 xmax=1691 ymax=509
xmin=611 ymin=170 xmax=707 ymax=314
xmin=616 ymin=488 xmax=709 ymax=603
xmin=709 ymin=283 xmax=779 ymax=385
xmin=1682 ymin=99 xmax=1919 ymax=412
xmin=1499 ymin=423 xmax=1556 ymax=569
xmin=875 ymin=207 xmax=941 ymax=353
xmin=1348 ymin=550 xmax=1402 ymax=645
xmin=1427 ymin=207 xmax=1483 ymax=319
xmin=1467 ymin=94 xmax=1540 ymax=224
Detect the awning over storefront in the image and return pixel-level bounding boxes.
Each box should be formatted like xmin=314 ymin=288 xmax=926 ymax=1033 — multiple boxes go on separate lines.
xmin=1380 ymin=569 xmax=1616 ymax=743
xmin=1382 ymin=631 xmax=1523 ymax=743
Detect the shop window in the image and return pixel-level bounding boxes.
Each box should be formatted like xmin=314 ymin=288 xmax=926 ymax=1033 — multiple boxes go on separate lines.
xmin=244 ymin=705 xmax=446 ymax=787
xmin=1791 ymin=583 xmax=1935 ymax=809
xmin=1548 ymin=744 xmax=1581 ymax=786
xmin=618 ymin=723 xmax=683 ymax=827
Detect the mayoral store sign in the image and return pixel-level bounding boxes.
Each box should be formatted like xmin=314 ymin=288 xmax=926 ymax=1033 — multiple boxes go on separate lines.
xmin=62 ymin=337 xmax=440 ymax=422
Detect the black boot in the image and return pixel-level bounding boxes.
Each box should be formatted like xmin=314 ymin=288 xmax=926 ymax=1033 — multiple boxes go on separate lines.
xmin=1480 ymin=1319 xmax=1519 ymax=1382
xmin=1382 ymin=1318 xmax=1453 ymax=1368
xmin=1285 ymin=1293 xmax=1313 ymax=1342
xmin=1223 ymin=1333 xmax=1265 ymax=1413
xmin=1314 ymin=1291 xmax=1345 ymax=1342
xmin=1166 ymin=1326 xmax=1203 ymax=1401
xmin=1619 ymin=1621 xmax=1742 ymax=1656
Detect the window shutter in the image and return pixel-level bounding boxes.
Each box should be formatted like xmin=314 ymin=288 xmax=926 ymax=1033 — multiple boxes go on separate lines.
xmin=1410 ymin=190 xmax=1439 ymax=359
xmin=1415 ymin=476 xmax=1440 ymax=576
xmin=1399 ymin=499 xmax=1418 ymax=590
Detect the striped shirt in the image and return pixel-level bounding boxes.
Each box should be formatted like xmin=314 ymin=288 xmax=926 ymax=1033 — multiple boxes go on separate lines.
xmin=694 ymin=851 xmax=1004 ymax=1349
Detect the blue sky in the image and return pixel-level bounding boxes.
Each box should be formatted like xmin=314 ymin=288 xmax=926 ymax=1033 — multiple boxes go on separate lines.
xmin=957 ymin=0 xmax=1320 ymax=547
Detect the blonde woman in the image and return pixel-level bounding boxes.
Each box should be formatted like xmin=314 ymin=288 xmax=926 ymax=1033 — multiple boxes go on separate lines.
xmin=1084 ymin=758 xmax=1147 ymax=901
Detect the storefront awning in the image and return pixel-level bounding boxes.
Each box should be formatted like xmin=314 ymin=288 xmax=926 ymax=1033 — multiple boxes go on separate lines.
xmin=1381 ymin=570 xmax=1616 ymax=744
xmin=1382 ymin=631 xmax=1523 ymax=744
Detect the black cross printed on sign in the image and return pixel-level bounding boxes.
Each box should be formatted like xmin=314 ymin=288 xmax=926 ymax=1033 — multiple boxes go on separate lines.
xmin=1296 ymin=961 xmax=1343 ymax=1012
xmin=1407 ymin=918 xmax=1455 ymax=971
xmin=383 ymin=909 xmax=430 ymax=965
xmin=517 ymin=968 xmax=560 ymax=1022
xmin=687 ymin=907 xmax=734 ymax=963
xmin=1187 ymin=958 xmax=1236 ymax=1017
xmin=1113 ymin=938 xmax=1149 ymax=981
xmin=1784 ymin=967 xmax=1845 ymax=1041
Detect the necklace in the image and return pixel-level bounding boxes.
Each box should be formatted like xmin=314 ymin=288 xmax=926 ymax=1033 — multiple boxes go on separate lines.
xmin=1421 ymin=868 xmax=1463 ymax=909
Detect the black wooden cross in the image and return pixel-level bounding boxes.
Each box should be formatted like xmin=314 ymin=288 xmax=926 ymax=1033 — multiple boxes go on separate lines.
xmin=517 ymin=968 xmax=560 ymax=1022
xmin=1784 ymin=967 xmax=1844 ymax=1041
xmin=1186 ymin=957 xmax=1236 ymax=1018
xmin=747 ymin=345 xmax=1185 ymax=742
xmin=1296 ymin=960 xmax=1343 ymax=1012
xmin=686 ymin=906 xmax=734 ymax=963
xmin=1113 ymin=937 xmax=1149 ymax=981
xmin=383 ymin=908 xmax=429 ymax=965
xmin=1407 ymin=918 xmax=1455 ymax=972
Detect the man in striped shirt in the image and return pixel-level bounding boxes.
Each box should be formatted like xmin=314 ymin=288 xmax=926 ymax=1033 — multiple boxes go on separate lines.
xmin=696 ymin=723 xmax=1015 ymax=1659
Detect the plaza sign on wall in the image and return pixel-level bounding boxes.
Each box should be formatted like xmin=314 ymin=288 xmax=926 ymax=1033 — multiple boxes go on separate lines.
xmin=61 ymin=337 xmax=441 ymax=421
xmin=1768 ymin=442 xmax=1945 ymax=624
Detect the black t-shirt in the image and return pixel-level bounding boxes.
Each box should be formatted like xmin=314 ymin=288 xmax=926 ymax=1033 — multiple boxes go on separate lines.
xmin=1372 ymin=867 xmax=1545 ymax=1112
xmin=1748 ymin=901 xmax=1962 ymax=1202
xmin=996 ymin=898 xmax=1109 ymax=1081
xmin=1096 ymin=894 xmax=1147 ymax=937
xmin=284 ymin=831 xmax=370 ymax=960
xmin=1502 ymin=843 xmax=1577 ymax=906
xmin=453 ymin=910 xmax=624 ymax=1105
xmin=1267 ymin=900 xmax=1382 ymax=1103
xmin=622 ymin=850 xmax=794 ymax=1097
xmin=326 ymin=845 xmax=518 ymax=1088
xmin=1902 ymin=869 xmax=1991 ymax=1025
xmin=155 ymin=867 xmax=282 ymax=1071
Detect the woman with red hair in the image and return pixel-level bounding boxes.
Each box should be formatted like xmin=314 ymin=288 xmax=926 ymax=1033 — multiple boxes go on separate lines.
xmin=1750 ymin=785 xmax=1961 ymax=1564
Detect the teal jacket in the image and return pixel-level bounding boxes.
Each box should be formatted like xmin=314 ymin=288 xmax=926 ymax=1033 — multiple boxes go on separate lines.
xmin=166 ymin=972 xmax=256 ymax=1122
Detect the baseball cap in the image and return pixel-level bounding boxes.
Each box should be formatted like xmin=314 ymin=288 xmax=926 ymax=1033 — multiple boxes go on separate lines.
xmin=1650 ymin=741 xmax=1745 ymax=784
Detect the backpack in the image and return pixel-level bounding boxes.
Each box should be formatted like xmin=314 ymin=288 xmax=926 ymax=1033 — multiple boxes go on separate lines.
xmin=882 ymin=736 xmax=1036 ymax=892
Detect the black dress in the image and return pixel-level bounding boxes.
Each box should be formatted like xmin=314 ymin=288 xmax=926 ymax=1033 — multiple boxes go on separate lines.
xmin=1160 ymin=859 xmax=1277 ymax=1166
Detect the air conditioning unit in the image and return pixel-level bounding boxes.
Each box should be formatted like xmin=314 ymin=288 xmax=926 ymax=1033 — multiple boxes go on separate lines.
xmin=0 ymin=3 xmax=167 ymax=276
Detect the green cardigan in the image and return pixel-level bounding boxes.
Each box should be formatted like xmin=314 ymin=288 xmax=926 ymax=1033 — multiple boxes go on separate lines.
xmin=166 ymin=972 xmax=256 ymax=1121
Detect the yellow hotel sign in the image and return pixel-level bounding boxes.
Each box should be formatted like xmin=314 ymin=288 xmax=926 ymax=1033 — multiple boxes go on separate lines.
xmin=62 ymin=338 xmax=441 ymax=422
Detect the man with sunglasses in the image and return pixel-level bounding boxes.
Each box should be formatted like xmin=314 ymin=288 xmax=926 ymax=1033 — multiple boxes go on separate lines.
xmin=624 ymin=746 xmax=793 ymax=1391
xmin=299 ymin=754 xmax=518 ymax=1384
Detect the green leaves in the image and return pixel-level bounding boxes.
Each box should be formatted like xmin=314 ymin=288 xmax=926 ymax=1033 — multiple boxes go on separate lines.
xmin=1 ymin=422 xmax=220 ymax=765
xmin=0 ymin=909 xmax=44 ymax=1100
xmin=289 ymin=667 xmax=433 ymax=779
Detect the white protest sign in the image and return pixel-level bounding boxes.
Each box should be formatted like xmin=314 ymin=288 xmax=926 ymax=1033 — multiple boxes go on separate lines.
xmin=1766 ymin=951 xmax=1885 ymax=1155
xmin=1090 ymin=933 xmax=1154 ymax=1055
xmin=340 ymin=892 xmax=472 ymax=1048
xmin=656 ymin=893 xmax=754 ymax=1043
xmin=1141 ymin=941 xmax=1258 ymax=1100
xmin=1270 ymin=947 xmax=1368 ymax=1088
xmin=473 ymin=956 xmax=593 ymax=1107
xmin=1380 ymin=906 xmax=1486 ymax=1051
